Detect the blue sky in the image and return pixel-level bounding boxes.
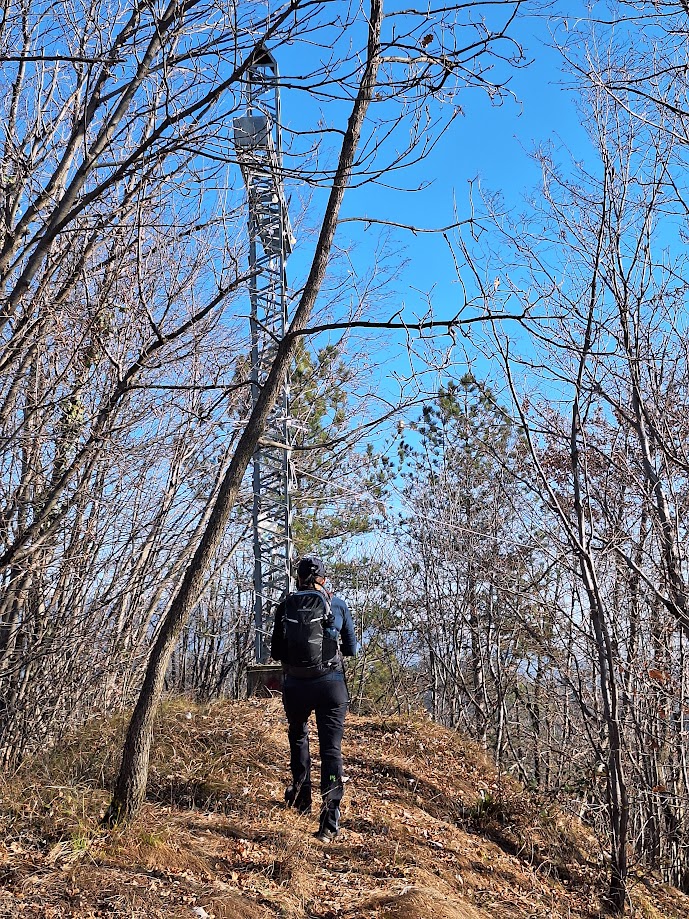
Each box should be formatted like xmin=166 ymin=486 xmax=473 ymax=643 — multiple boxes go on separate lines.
xmin=250 ymin=5 xmax=601 ymax=435
xmin=277 ymin=5 xmax=590 ymax=339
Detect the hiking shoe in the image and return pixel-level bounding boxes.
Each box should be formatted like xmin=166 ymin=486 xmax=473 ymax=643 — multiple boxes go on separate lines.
xmin=315 ymin=826 xmax=340 ymax=842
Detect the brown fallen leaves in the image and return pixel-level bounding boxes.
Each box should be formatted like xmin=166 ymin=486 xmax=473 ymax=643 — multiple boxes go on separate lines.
xmin=0 ymin=698 xmax=687 ymax=918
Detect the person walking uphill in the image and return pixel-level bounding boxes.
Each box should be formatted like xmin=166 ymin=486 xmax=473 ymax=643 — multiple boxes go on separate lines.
xmin=270 ymin=555 xmax=357 ymax=842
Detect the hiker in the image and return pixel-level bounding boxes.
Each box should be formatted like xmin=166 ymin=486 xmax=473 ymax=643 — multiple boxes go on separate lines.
xmin=270 ymin=555 xmax=357 ymax=841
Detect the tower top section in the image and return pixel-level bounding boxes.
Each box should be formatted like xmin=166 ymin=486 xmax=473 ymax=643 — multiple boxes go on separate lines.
xmin=233 ymin=51 xmax=295 ymax=258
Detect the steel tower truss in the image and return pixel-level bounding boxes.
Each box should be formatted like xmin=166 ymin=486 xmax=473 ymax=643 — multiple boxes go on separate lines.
xmin=233 ymin=50 xmax=295 ymax=662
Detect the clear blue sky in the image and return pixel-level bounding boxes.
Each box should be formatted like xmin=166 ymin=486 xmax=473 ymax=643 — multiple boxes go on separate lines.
xmin=273 ymin=5 xmax=592 ymax=416
xmin=281 ymin=9 xmax=587 ymax=294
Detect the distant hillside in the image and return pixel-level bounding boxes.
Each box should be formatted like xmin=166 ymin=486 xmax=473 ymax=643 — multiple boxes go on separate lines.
xmin=0 ymin=699 xmax=686 ymax=918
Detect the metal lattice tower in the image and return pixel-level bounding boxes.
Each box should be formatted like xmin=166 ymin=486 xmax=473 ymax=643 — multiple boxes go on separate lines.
xmin=233 ymin=50 xmax=295 ymax=663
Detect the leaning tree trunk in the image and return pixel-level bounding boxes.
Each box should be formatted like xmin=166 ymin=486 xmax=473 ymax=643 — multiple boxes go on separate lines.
xmin=104 ymin=1 xmax=383 ymax=824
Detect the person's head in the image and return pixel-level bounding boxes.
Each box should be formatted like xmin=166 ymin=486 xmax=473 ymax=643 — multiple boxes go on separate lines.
xmin=296 ymin=555 xmax=326 ymax=590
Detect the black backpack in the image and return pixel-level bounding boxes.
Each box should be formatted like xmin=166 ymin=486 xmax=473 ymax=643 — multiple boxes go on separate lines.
xmin=282 ymin=590 xmax=339 ymax=677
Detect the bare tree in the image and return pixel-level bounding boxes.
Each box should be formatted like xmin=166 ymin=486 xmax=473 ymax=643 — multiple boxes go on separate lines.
xmin=101 ymin=0 xmax=529 ymax=821
xmin=0 ymin=0 xmax=526 ymax=815
xmin=463 ymin=41 xmax=689 ymax=901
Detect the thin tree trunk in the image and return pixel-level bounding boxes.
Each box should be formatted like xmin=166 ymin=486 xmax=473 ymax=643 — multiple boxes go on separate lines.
xmin=104 ymin=0 xmax=383 ymax=824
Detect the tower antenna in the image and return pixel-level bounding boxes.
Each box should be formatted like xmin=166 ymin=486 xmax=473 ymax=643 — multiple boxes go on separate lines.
xmin=234 ymin=49 xmax=295 ymax=663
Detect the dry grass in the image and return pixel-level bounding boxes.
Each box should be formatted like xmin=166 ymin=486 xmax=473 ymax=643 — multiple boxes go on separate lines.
xmin=364 ymin=886 xmax=491 ymax=918
xmin=0 ymin=698 xmax=687 ymax=918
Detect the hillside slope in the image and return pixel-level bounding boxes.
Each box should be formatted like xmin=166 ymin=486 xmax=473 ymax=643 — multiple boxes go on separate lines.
xmin=0 ymin=699 xmax=687 ymax=918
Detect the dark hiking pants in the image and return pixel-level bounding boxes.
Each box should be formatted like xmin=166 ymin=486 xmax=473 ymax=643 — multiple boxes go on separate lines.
xmin=282 ymin=674 xmax=348 ymax=833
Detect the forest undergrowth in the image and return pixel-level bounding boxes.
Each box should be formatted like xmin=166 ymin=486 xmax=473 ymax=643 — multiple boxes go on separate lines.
xmin=0 ymin=699 xmax=685 ymax=918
